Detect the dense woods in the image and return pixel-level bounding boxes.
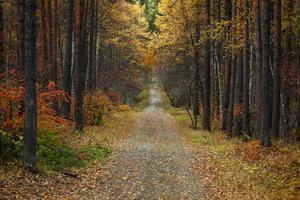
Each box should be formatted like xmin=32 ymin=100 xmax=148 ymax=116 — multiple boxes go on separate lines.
xmin=0 ymin=1 xmax=299 ymax=198
xmin=0 ymin=0 xmax=148 ymax=170
xmin=154 ymin=0 xmax=300 ymax=145
xmin=0 ymin=0 xmax=299 ymax=199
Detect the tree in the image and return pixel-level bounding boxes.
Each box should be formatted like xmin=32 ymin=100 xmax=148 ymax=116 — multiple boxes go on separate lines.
xmin=17 ymin=0 xmax=25 ymax=74
xmin=74 ymin=0 xmax=86 ymax=131
xmin=271 ymin=0 xmax=281 ymax=139
xmin=254 ymin=0 xmax=262 ymax=137
xmin=62 ymin=0 xmax=74 ymax=119
xmin=24 ymin=0 xmax=37 ymax=172
xmin=0 ymin=0 xmax=4 ymax=73
xmin=222 ymin=0 xmax=232 ymax=131
xmin=242 ymin=0 xmax=250 ymax=135
xmin=203 ymin=0 xmax=211 ymax=132
xmin=260 ymin=0 xmax=272 ymax=146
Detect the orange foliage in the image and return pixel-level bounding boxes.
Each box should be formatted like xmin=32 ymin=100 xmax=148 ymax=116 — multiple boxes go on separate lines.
xmin=0 ymin=73 xmax=72 ymax=135
xmin=84 ymin=91 xmax=113 ymax=125
xmin=235 ymin=140 xmax=282 ymax=162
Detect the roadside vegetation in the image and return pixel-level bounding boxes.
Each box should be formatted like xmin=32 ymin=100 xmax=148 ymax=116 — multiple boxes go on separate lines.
xmin=165 ymin=103 xmax=300 ymax=200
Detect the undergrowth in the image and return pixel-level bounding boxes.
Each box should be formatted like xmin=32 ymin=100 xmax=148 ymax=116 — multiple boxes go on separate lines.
xmin=168 ymin=108 xmax=300 ymax=200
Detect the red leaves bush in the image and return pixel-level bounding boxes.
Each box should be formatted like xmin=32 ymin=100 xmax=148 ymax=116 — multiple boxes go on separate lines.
xmin=0 ymin=73 xmax=71 ymax=135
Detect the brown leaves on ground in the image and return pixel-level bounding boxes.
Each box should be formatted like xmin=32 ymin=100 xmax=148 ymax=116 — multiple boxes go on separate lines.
xmin=0 ymin=111 xmax=139 ymax=199
xmin=169 ymin=109 xmax=300 ymax=200
xmin=0 ymin=163 xmax=107 ymax=200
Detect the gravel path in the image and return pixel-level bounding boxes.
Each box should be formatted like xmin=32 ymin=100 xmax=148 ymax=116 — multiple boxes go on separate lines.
xmin=98 ymin=85 xmax=208 ymax=199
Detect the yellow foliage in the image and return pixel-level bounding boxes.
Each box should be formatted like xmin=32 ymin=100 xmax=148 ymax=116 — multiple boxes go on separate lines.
xmin=84 ymin=91 xmax=113 ymax=125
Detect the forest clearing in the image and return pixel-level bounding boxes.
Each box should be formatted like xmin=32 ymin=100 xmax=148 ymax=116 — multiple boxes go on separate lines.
xmin=0 ymin=0 xmax=300 ymax=199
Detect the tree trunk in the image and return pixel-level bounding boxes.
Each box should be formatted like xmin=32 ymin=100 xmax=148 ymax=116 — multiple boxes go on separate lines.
xmin=271 ymin=0 xmax=281 ymax=139
xmin=0 ymin=0 xmax=4 ymax=73
xmin=17 ymin=0 xmax=25 ymax=74
xmin=87 ymin=0 xmax=95 ymax=91
xmin=62 ymin=0 xmax=74 ymax=119
xmin=242 ymin=0 xmax=250 ymax=134
xmin=255 ymin=0 xmax=262 ymax=138
xmin=203 ymin=0 xmax=211 ymax=132
xmin=74 ymin=0 xmax=86 ymax=131
xmin=24 ymin=0 xmax=37 ymax=172
xmin=46 ymin=0 xmax=55 ymax=83
xmin=261 ymin=0 xmax=272 ymax=146
xmin=40 ymin=0 xmax=48 ymax=84
xmin=227 ymin=56 xmax=236 ymax=135
xmin=222 ymin=0 xmax=232 ymax=131
xmin=235 ymin=52 xmax=243 ymax=135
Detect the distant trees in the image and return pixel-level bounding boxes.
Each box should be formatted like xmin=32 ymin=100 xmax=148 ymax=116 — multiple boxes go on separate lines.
xmin=155 ymin=0 xmax=299 ymax=146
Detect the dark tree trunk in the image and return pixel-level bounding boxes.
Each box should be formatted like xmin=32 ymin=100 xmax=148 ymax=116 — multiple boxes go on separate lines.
xmin=227 ymin=56 xmax=236 ymax=135
xmin=0 ymin=0 xmax=4 ymax=73
xmin=203 ymin=0 xmax=211 ymax=132
xmin=87 ymin=0 xmax=95 ymax=91
xmin=242 ymin=0 xmax=250 ymax=134
xmin=62 ymin=0 xmax=74 ymax=119
xmin=271 ymin=0 xmax=281 ymax=139
xmin=17 ymin=0 xmax=25 ymax=74
xmin=24 ymin=0 xmax=37 ymax=172
xmin=46 ymin=0 xmax=55 ymax=83
xmin=53 ymin=0 xmax=58 ymax=85
xmin=261 ymin=0 xmax=272 ymax=146
xmin=235 ymin=52 xmax=243 ymax=135
xmin=191 ymin=0 xmax=201 ymax=129
xmin=283 ymin=0 xmax=293 ymax=138
xmin=41 ymin=0 xmax=48 ymax=84
xmin=255 ymin=0 xmax=262 ymax=137
xmin=222 ymin=0 xmax=232 ymax=131
xmin=74 ymin=0 xmax=86 ymax=131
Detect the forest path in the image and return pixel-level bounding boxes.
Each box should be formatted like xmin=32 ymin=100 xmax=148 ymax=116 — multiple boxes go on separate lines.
xmin=98 ymin=84 xmax=208 ymax=199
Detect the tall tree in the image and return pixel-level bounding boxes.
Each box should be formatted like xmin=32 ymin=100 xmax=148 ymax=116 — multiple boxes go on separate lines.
xmin=203 ymin=0 xmax=211 ymax=132
xmin=254 ymin=0 xmax=262 ymax=137
xmin=222 ymin=0 xmax=232 ymax=130
xmin=191 ymin=0 xmax=201 ymax=129
xmin=261 ymin=0 xmax=272 ymax=146
xmin=242 ymin=0 xmax=250 ymax=134
xmin=271 ymin=0 xmax=281 ymax=139
xmin=74 ymin=0 xmax=86 ymax=131
xmin=0 ymin=0 xmax=4 ymax=73
xmin=24 ymin=0 xmax=37 ymax=172
xmin=62 ymin=0 xmax=74 ymax=119
xmin=17 ymin=0 xmax=25 ymax=73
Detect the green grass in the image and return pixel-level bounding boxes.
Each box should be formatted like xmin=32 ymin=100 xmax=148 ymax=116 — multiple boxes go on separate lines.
xmin=37 ymin=130 xmax=112 ymax=172
xmin=134 ymin=86 xmax=150 ymax=110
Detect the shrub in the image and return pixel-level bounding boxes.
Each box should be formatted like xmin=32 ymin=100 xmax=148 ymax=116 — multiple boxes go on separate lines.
xmin=0 ymin=74 xmax=72 ymax=136
xmin=0 ymin=130 xmax=22 ymax=162
xmin=37 ymin=132 xmax=84 ymax=171
xmin=117 ymin=104 xmax=131 ymax=112
xmin=84 ymin=91 xmax=113 ymax=125
xmin=105 ymin=91 xmax=122 ymax=106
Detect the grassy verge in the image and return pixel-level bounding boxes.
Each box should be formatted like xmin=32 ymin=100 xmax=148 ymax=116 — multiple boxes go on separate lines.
xmin=168 ymin=108 xmax=300 ymax=200
xmin=133 ymin=86 xmax=150 ymax=111
xmin=0 ymin=110 xmax=138 ymax=174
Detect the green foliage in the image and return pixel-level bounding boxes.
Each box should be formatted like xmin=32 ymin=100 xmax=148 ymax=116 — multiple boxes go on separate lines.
xmin=0 ymin=130 xmax=22 ymax=162
xmin=80 ymin=146 xmax=112 ymax=163
xmin=134 ymin=86 xmax=150 ymax=109
xmin=37 ymin=132 xmax=85 ymax=171
xmin=37 ymin=129 xmax=112 ymax=172
xmin=127 ymin=0 xmax=160 ymax=32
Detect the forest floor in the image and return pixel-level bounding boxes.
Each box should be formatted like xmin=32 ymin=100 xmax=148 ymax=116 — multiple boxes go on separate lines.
xmin=1 ymin=84 xmax=299 ymax=199
xmin=165 ymin=106 xmax=300 ymax=199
